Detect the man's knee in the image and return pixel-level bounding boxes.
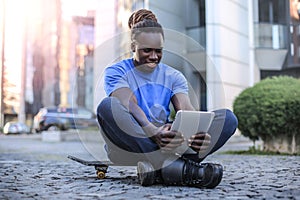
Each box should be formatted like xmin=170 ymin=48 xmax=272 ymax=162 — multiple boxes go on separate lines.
xmin=97 ymin=97 xmax=120 ymax=119
xmin=97 ymin=97 xmax=111 ymax=115
xmin=224 ymin=109 xmax=238 ymax=136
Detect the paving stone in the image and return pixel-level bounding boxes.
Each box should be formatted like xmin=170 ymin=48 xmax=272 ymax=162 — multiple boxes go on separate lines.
xmin=0 ymin=134 xmax=299 ymax=199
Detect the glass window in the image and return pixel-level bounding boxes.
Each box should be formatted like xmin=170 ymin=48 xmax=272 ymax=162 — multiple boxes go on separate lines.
xmin=185 ymin=0 xmax=205 ymax=28
xmin=258 ymin=0 xmax=287 ymax=24
xmin=185 ymin=0 xmax=206 ymax=47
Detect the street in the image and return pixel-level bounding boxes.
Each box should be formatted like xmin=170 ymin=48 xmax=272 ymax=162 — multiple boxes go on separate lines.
xmin=0 ymin=131 xmax=299 ymax=200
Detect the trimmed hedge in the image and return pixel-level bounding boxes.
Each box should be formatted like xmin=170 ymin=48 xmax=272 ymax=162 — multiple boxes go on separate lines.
xmin=233 ymin=76 xmax=300 ymax=142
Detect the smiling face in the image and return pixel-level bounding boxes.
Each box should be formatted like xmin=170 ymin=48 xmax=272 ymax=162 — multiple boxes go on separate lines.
xmin=132 ymin=32 xmax=164 ymax=72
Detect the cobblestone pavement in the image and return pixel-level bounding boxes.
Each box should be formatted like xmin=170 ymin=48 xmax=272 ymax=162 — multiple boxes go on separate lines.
xmin=0 ymin=132 xmax=299 ymax=200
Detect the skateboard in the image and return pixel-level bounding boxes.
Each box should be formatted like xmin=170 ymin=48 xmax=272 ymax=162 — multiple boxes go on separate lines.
xmin=67 ymin=155 xmax=114 ymax=179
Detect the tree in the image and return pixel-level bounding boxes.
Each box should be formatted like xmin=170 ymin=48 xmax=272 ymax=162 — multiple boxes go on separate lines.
xmin=233 ymin=76 xmax=300 ymax=154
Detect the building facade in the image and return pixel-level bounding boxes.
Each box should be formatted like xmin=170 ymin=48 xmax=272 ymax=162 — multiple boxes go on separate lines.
xmin=2 ymin=0 xmax=299 ymax=125
xmin=0 ymin=0 xmax=62 ymax=126
xmin=94 ymin=0 xmax=300 ymax=112
xmin=72 ymin=15 xmax=95 ymax=111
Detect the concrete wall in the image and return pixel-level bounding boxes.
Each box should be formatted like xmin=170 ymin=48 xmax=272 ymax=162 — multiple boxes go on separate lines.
xmin=206 ymin=0 xmax=256 ymax=110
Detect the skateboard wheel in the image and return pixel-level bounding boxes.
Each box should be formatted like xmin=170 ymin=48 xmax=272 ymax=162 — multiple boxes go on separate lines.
xmin=97 ymin=171 xmax=106 ymax=179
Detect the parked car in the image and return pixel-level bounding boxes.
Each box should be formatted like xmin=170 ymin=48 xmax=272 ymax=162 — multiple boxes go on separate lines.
xmin=33 ymin=107 xmax=98 ymax=132
xmin=3 ymin=121 xmax=31 ymax=134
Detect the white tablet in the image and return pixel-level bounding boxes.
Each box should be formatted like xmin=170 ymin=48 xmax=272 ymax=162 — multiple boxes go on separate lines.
xmin=171 ymin=110 xmax=215 ymax=154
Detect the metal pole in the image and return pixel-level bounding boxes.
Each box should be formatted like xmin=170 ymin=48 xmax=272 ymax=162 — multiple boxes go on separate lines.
xmin=248 ymin=0 xmax=255 ymax=87
xmin=55 ymin=0 xmax=61 ymax=106
xmin=18 ymin=7 xmax=27 ymax=124
xmin=0 ymin=0 xmax=6 ymax=127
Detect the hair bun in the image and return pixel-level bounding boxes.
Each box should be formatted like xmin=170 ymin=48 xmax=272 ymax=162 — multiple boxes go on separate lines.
xmin=128 ymin=9 xmax=157 ymax=29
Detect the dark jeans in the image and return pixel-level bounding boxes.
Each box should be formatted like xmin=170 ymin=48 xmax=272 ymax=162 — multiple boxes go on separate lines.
xmin=97 ymin=97 xmax=238 ymax=168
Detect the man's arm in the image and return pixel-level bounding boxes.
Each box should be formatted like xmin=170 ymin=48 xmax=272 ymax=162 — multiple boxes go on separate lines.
xmin=111 ymin=87 xmax=150 ymax=127
xmin=111 ymin=87 xmax=184 ymax=150
xmin=171 ymin=93 xmax=195 ymax=111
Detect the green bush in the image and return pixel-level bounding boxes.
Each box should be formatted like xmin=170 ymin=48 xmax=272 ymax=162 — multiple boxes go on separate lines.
xmin=233 ymin=76 xmax=300 ymax=142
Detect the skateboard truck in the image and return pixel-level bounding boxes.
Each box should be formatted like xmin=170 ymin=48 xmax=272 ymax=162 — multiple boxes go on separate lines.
xmin=67 ymin=155 xmax=113 ymax=179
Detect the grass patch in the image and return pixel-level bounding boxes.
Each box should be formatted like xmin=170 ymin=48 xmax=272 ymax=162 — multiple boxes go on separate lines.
xmin=80 ymin=127 xmax=99 ymax=131
xmin=222 ymin=146 xmax=300 ymax=156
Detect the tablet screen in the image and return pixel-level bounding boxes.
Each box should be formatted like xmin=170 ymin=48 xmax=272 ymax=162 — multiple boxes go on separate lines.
xmin=171 ymin=110 xmax=215 ymax=155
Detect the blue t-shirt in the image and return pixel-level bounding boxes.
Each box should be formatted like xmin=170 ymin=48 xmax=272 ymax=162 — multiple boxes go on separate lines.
xmin=104 ymin=58 xmax=188 ymax=125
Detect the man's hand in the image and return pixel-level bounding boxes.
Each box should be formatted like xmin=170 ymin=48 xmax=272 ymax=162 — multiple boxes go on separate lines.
xmin=150 ymin=124 xmax=184 ymax=151
xmin=188 ymin=132 xmax=211 ymax=153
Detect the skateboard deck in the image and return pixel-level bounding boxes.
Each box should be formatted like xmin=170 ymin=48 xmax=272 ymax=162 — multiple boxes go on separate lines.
xmin=67 ymin=155 xmax=114 ymax=179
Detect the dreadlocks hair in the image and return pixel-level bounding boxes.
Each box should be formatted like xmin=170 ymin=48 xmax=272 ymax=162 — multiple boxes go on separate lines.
xmin=128 ymin=9 xmax=164 ymax=41
xmin=128 ymin=9 xmax=157 ymax=29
